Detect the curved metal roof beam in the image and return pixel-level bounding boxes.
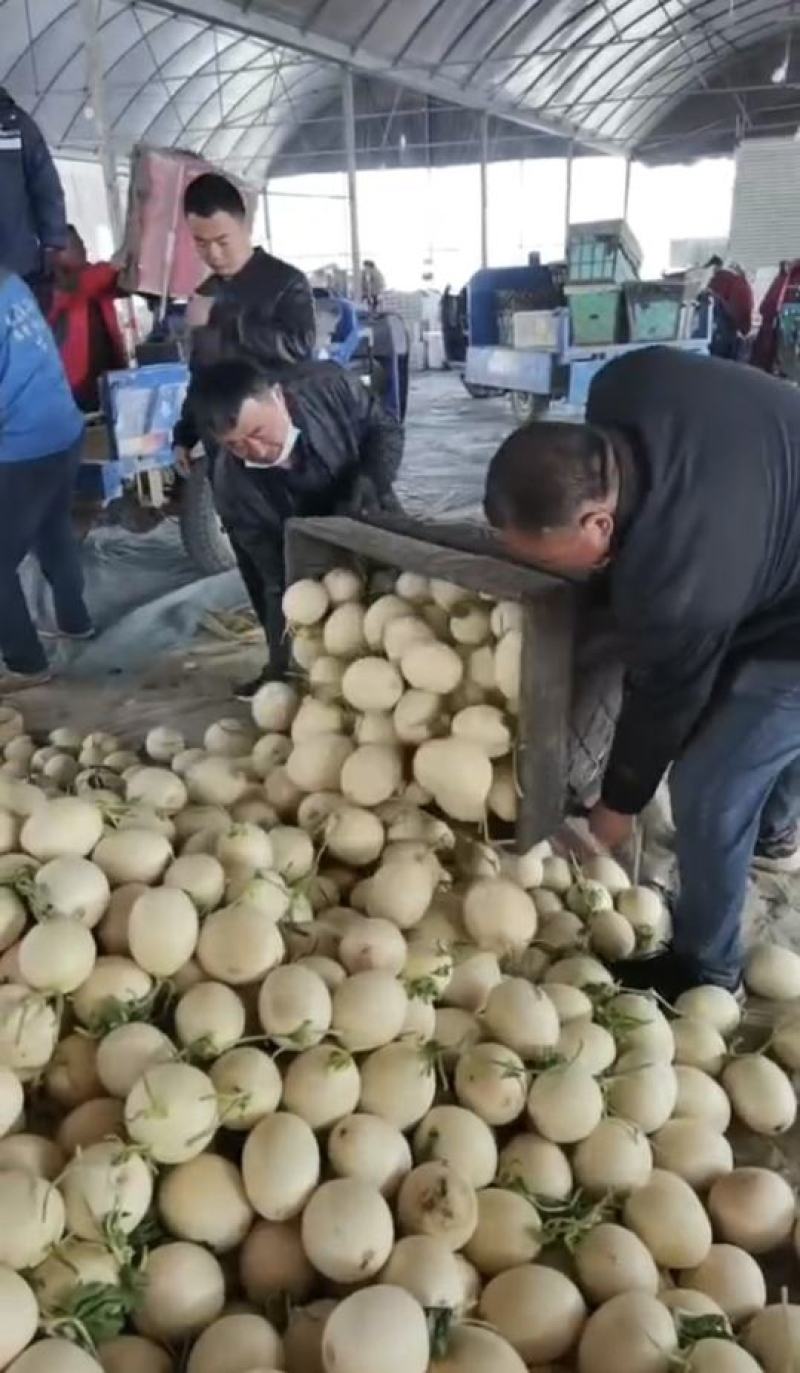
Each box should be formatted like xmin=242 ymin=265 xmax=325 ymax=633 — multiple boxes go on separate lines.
xmin=598 ymin=0 xmax=793 ymax=140
xmin=563 ymin=0 xmax=775 ymax=133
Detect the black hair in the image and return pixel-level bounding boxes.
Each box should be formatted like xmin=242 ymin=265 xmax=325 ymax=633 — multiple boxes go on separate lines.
xmin=183 ymin=173 xmax=246 ymax=220
xmin=191 ymin=358 xmax=276 ymax=436
xmin=484 ymin=421 xmax=611 ymax=532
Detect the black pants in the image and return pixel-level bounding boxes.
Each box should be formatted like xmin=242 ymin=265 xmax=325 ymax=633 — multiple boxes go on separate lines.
xmin=0 ymin=438 xmax=90 ymax=673
xmin=229 ymin=533 xmax=290 ymax=674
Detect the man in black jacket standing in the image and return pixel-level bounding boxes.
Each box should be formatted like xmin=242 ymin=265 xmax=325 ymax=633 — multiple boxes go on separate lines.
xmin=0 ymin=87 xmax=67 ymax=292
xmin=484 ymin=346 xmax=800 ymax=998
xmin=191 ymin=357 xmax=403 ymax=697
xmin=173 ymin=173 xmax=315 ymax=465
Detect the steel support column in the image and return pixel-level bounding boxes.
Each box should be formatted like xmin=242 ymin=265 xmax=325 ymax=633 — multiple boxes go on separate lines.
xmin=480 ymin=110 xmax=489 ymax=268
xmin=342 ymin=67 xmax=361 ymax=299
xmin=564 ymin=139 xmax=575 ymax=256
xmin=79 ymin=0 xmax=123 ymax=248
xmin=263 ymin=181 xmax=273 ymax=252
xmin=622 ymin=155 xmax=633 ymax=219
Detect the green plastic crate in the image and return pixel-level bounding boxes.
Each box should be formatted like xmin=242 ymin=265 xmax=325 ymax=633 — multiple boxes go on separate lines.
xmin=567 ymin=220 xmax=642 ymax=284
xmin=624 ymin=282 xmax=684 ymax=341
xmin=566 ymin=285 xmax=624 ymax=346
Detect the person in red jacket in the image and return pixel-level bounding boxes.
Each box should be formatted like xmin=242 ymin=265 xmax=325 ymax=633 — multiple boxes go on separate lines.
xmin=48 ymin=226 xmax=126 ymax=410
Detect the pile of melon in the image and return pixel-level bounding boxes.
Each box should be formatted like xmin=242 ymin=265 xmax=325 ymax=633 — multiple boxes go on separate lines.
xmin=0 ymin=567 xmax=796 ymax=1373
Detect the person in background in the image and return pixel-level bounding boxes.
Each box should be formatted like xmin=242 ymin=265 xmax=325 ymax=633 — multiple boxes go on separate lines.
xmin=48 ymin=225 xmax=127 ymax=411
xmin=361 ymin=258 xmax=385 ymax=311
xmin=0 ymin=268 xmax=92 ymax=691
xmin=173 ymin=173 xmax=315 ymax=470
xmin=0 ymin=87 xmax=67 ymax=304
xmin=703 ymin=255 xmax=753 ymax=359
xmin=484 ymin=346 xmax=800 ymax=1001
xmin=190 ymin=356 xmax=403 ymax=699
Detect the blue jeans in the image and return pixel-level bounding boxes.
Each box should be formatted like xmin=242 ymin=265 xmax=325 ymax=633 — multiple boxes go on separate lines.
xmin=0 ymin=438 xmax=91 ymax=673
xmin=671 ymin=659 xmax=800 ymax=986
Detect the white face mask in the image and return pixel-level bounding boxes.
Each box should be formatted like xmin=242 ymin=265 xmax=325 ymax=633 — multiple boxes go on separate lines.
xmin=244 ymin=422 xmax=300 ymax=469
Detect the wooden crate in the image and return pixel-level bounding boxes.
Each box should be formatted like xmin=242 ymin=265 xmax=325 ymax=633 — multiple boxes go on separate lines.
xmin=285 ymin=514 xmax=578 ymax=849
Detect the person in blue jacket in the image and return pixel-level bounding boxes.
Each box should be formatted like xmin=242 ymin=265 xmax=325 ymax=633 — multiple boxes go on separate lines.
xmin=0 ymin=88 xmax=67 ymax=294
xmin=0 ymin=267 xmax=91 ymax=691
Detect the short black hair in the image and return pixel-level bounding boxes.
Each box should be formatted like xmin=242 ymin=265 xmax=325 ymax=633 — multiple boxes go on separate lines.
xmin=191 ymin=358 xmax=276 ymax=437
xmin=484 ymin=421 xmax=611 ymax=531
xmin=184 ymin=173 xmax=245 ymax=220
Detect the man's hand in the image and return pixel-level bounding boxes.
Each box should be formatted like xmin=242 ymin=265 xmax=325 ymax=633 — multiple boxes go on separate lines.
xmin=588 ymin=802 xmax=635 ymax=851
xmin=173 ymin=446 xmax=194 ymax=477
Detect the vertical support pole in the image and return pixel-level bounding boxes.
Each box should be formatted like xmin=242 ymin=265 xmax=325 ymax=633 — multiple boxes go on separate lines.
xmin=263 ymin=181 xmax=273 ymax=253
xmin=79 ymin=0 xmax=123 ymax=249
xmin=622 ymin=154 xmax=632 ymax=220
xmin=342 ymin=67 xmax=361 ymax=300
xmin=480 ymin=110 xmax=489 ymax=268
xmin=564 ymin=138 xmax=574 ymax=257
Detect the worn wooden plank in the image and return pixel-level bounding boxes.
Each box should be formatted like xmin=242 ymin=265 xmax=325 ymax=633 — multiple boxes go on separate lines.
xmin=286 ymin=515 xmax=568 ymax=602
xmin=517 ymin=587 xmax=576 ymax=848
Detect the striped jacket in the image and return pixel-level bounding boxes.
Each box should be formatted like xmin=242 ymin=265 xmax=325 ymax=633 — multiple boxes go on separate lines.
xmin=0 ymin=88 xmax=67 ymax=280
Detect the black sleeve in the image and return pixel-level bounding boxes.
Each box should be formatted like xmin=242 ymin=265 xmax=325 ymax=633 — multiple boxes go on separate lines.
xmin=240 ymin=272 xmax=316 ymax=365
xmin=344 ymin=372 xmax=404 ymax=496
xmin=173 ymin=390 xmax=199 ymax=452
xmin=601 ymin=624 xmax=731 ymax=814
xmin=20 ymin=112 xmax=67 ymax=250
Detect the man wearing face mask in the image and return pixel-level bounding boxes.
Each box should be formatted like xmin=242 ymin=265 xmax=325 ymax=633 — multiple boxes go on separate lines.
xmin=483 ymin=345 xmax=800 ymax=1000
xmin=191 ymin=356 xmax=403 ymax=697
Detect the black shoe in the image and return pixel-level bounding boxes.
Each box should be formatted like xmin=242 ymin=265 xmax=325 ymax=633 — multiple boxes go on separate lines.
xmin=234 ymin=666 xmax=288 ymax=702
xmin=608 ymin=949 xmax=743 ymax=1004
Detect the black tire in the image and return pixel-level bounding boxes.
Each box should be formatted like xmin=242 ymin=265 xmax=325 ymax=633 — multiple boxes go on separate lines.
xmin=510 ymin=390 xmax=548 ymax=423
xmin=179 ymin=459 xmax=236 ymax=574
xmin=462 ymin=379 xmax=496 ymax=400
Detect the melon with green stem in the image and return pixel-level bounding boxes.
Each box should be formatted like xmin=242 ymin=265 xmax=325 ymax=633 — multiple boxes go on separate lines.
xmin=454 ymin=1042 xmax=527 ymax=1126
xmin=282 ymin=1045 xmax=361 ymax=1130
xmin=59 ymin=1139 xmax=153 ymax=1240
xmin=174 ymin=981 xmax=245 ymax=1058
xmin=0 ymin=985 xmax=59 ymax=1076
xmin=31 ymin=855 xmax=110 ymax=926
xmin=125 ymin=1062 xmax=218 ymax=1164
xmin=210 ymin=1046 xmax=282 ymax=1131
xmin=358 ymin=1041 xmax=436 ymax=1130
xmin=497 ymin=1132 xmax=573 ymax=1201
xmin=679 ymin=1244 xmax=766 ymax=1327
